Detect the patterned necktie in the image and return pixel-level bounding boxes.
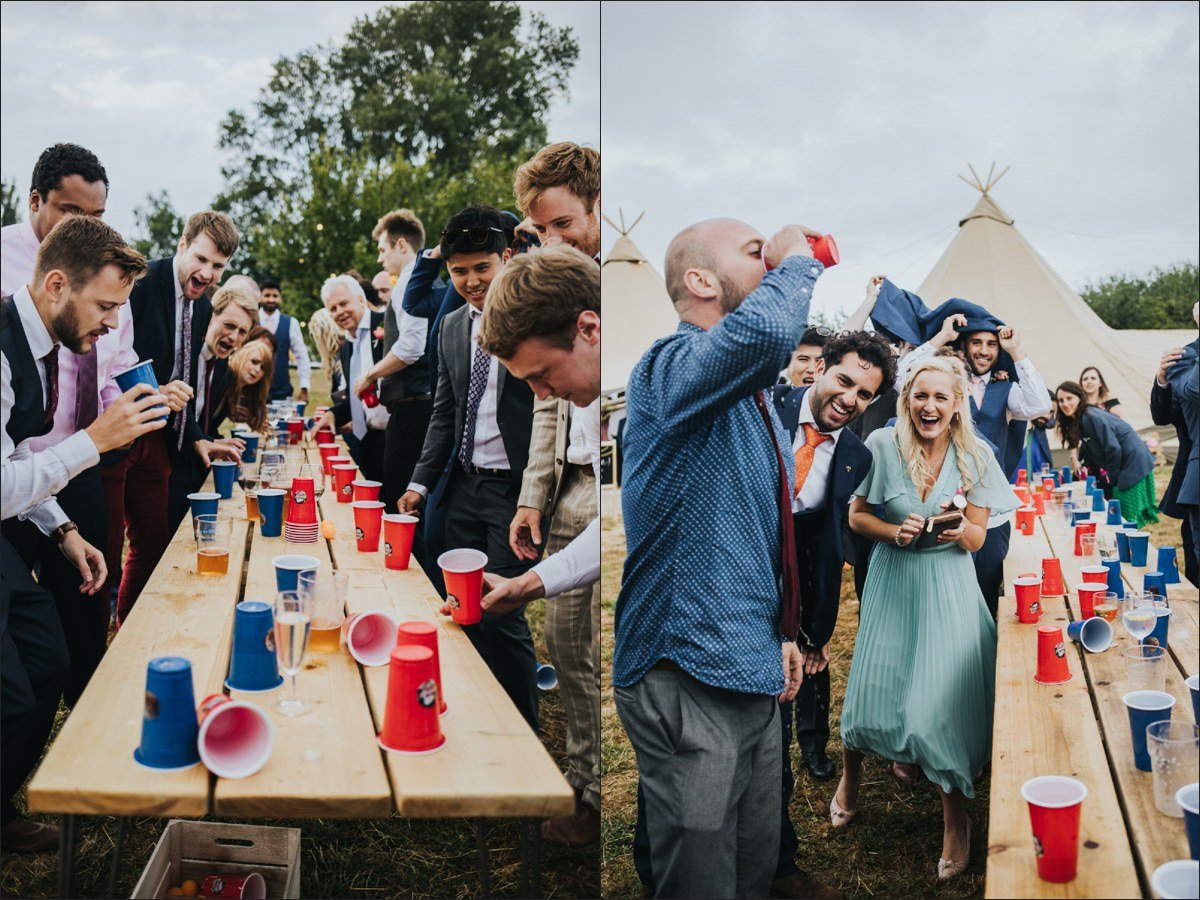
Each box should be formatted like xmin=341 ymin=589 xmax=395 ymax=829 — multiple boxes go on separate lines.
xmin=43 ymin=346 xmax=60 ymax=425
xmin=754 ymin=390 xmax=803 ymax=644
xmin=794 ymin=423 xmax=832 ymax=497
xmin=457 ymin=343 xmax=492 ymax=471
xmin=173 ymin=297 xmax=194 ymax=449
xmin=74 ymin=345 xmax=99 ymax=430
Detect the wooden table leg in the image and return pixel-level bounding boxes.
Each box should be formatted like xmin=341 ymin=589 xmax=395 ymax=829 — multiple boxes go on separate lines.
xmin=475 ymin=819 xmax=491 ymax=897
xmin=56 ymin=813 xmax=78 ymax=900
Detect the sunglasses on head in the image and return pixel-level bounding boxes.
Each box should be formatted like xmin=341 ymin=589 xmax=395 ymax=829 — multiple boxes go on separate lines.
xmin=441 ymin=226 xmax=504 ymax=245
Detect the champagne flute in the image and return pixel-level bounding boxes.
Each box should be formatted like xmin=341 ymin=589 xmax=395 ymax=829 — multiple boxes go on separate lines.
xmin=273 ymin=590 xmax=312 ymax=717
xmin=1122 ymin=594 xmax=1156 ymax=644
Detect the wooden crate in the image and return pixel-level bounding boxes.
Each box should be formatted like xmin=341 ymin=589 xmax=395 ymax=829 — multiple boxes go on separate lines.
xmin=131 ymin=820 xmax=300 ymax=899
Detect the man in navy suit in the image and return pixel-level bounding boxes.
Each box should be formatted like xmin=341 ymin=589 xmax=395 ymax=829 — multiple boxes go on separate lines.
xmin=1153 ymin=303 xmax=1199 ymax=583
xmin=769 ymin=331 xmax=894 ymax=899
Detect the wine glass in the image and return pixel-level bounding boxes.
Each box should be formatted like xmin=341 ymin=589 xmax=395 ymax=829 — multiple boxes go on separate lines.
xmin=273 ymin=590 xmax=312 ymax=717
xmin=1122 ymin=594 xmax=1156 ymax=644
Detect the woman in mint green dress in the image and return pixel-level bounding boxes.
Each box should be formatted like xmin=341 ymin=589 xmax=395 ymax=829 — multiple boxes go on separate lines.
xmin=833 ymin=355 xmax=1017 ymax=881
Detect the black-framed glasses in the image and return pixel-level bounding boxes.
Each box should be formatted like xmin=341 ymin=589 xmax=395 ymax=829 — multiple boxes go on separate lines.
xmin=441 ymin=226 xmax=504 ymax=245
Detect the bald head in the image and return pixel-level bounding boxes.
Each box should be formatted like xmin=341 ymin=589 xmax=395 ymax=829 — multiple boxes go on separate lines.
xmin=372 ymin=271 xmax=393 ymax=308
xmin=664 ymin=218 xmax=764 ymax=316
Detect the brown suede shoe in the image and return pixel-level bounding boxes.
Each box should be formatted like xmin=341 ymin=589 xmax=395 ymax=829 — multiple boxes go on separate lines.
xmin=770 ymin=871 xmax=841 ymax=899
xmin=0 ymin=817 xmax=60 ymax=853
xmin=541 ymin=801 xmax=600 ymax=847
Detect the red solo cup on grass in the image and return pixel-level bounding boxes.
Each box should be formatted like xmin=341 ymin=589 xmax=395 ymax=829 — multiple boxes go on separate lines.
xmin=352 ymin=479 xmax=382 ymax=503
xmin=332 ymin=464 xmax=358 ymax=503
xmin=197 ymin=694 xmax=275 ymax=779
xmin=1077 ymin=582 xmax=1108 ymax=620
xmin=287 ymin=477 xmax=317 ymax=525
xmin=314 ymin=428 xmax=334 ymax=445
xmin=286 ymin=417 xmax=304 ymax=445
xmin=396 ymin=621 xmax=448 ymax=714
xmin=200 ymin=873 xmax=266 ymax=900
xmin=1021 ymin=776 xmax=1088 ymax=883
xmin=438 ymin=549 xmax=487 ymax=626
xmin=352 ymin=501 xmax=385 ymax=551
xmin=1041 ymin=558 xmax=1065 ymax=596
xmin=382 ymin=514 xmax=419 ymax=570
xmin=1034 ymin=624 xmax=1072 ymax=685
xmin=378 ymin=645 xmax=446 ymax=754
xmin=1014 ymin=576 xmax=1043 ymax=624
xmin=1016 ymin=507 xmax=1036 ymax=535
xmin=318 ymin=445 xmax=340 ymax=475
xmin=345 ymin=610 xmax=399 ymax=666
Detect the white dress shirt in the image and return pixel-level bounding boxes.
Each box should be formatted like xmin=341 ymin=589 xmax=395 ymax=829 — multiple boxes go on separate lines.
xmin=387 ymin=260 xmax=428 ymax=366
xmin=2 ymin=287 xmax=100 ymax=534
xmin=259 ymin=308 xmax=312 ymax=390
xmin=468 ymin=307 xmax=507 ymax=470
xmin=530 ymin=397 xmax=601 ymax=597
xmin=790 ymin=389 xmax=842 ymax=514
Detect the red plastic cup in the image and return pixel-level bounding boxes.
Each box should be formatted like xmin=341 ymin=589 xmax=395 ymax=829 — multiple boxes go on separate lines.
xmin=1073 ymin=522 xmax=1097 ymax=556
xmin=287 ymin=477 xmax=318 ymax=525
xmin=362 ymin=382 xmax=380 ymax=408
xmin=1021 ymin=776 xmax=1088 ymax=882
xmin=1016 ymin=507 xmax=1037 ymax=535
xmin=352 ymin=479 xmax=382 ymax=503
xmin=377 ymin=645 xmax=446 ymax=754
xmin=201 ymin=873 xmax=266 ymax=899
xmin=287 ymin=418 xmax=304 ymax=445
xmin=332 ymin=464 xmax=358 ymax=503
xmin=352 ymin=501 xmax=385 ymax=552
xmin=1077 ymin=582 xmax=1108 ymax=620
xmin=315 ymin=429 xmax=334 ymax=445
xmin=197 ymin=695 xmax=275 ymax=779
xmin=438 ymin=548 xmax=487 ymax=626
xmin=1014 ymin=576 xmax=1043 ymax=624
xmin=1034 ymin=624 xmax=1072 ymax=685
xmin=762 ymin=233 xmax=839 ymax=271
xmin=1033 ymin=491 xmax=1046 ymax=516
xmin=318 ymin=444 xmax=340 ymax=475
xmin=382 ymin=514 xmax=419 ymax=570
xmin=1041 ymin=558 xmax=1065 ymax=596
xmin=345 ymin=610 xmax=399 ymax=666
xmin=1017 ymin=468 xmax=1028 ymax=486
xmin=1042 ymin=476 xmax=1055 ymax=494
xmin=396 ymin=621 xmax=448 ymax=714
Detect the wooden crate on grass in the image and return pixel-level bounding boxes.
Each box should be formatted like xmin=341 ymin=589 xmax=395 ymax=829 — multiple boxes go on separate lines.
xmin=131 ymin=820 xmax=300 ymax=899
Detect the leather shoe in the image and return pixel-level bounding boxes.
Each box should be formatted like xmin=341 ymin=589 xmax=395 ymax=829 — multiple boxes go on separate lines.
xmin=771 ymin=870 xmax=841 ymax=899
xmin=803 ymin=749 xmax=836 ymax=781
xmin=541 ymin=800 xmax=600 ymax=847
xmin=0 ymin=817 xmax=60 ymax=853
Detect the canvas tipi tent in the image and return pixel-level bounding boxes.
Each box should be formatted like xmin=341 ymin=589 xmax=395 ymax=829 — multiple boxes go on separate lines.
xmin=915 ymin=171 xmax=1195 ymax=433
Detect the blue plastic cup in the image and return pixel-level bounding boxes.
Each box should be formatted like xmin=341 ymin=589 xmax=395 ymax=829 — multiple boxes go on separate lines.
xmin=1091 ymin=490 xmax=1106 ymax=513
xmin=1127 ymin=531 xmax=1150 ymax=567
xmin=1158 ymin=546 xmax=1182 ymax=585
xmin=1061 ymin=466 xmax=1073 ymax=484
xmin=1116 ymin=529 xmax=1133 ymax=563
xmin=1144 ymin=571 xmax=1168 ymax=598
xmin=296 ymin=401 xmax=307 ymax=417
xmin=272 ymin=554 xmax=320 ymax=592
xmin=536 ymin=663 xmax=558 ymax=691
xmin=1145 ymin=605 xmax=1172 ymax=650
xmin=1107 ymin=499 xmax=1123 ymax=525
xmin=1072 ymin=510 xmax=1092 ymax=526
xmin=1067 ymin=616 xmax=1113 ymax=653
xmin=1177 ymin=782 xmax=1199 ymax=861
xmin=134 ymin=656 xmax=201 ymax=770
xmin=186 ymin=491 xmax=220 ymax=520
xmin=113 ymin=359 xmax=170 ymax=421
xmin=240 ymin=433 xmax=260 ymax=464
xmin=1085 ymin=475 xmax=1097 ymax=492
xmin=1102 ymin=558 xmax=1125 ymax=599
xmin=211 ymin=460 xmax=238 ymax=499
xmin=1123 ymin=690 xmax=1174 ymax=771
xmin=226 ymin=601 xmax=283 ymax=693
xmin=257 ymin=489 xmax=285 ymax=537
xmin=1189 ymin=676 xmax=1199 ymax=724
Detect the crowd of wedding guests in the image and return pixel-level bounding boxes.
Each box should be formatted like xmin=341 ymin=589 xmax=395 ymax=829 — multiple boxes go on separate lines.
xmin=1 ymin=140 xmax=603 ymax=853
xmin=613 ymin=220 xmax=1198 ymax=898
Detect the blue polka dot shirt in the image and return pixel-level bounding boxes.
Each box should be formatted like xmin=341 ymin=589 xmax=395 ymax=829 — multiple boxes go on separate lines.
xmin=613 ymin=256 xmax=824 ymax=696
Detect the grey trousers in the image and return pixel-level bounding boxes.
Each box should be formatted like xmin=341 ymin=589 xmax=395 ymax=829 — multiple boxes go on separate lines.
xmin=615 ymin=668 xmax=781 ymax=900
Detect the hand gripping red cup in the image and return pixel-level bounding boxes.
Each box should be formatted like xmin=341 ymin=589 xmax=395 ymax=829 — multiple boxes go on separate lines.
xmin=762 ymin=232 xmax=840 ymax=271
xmin=438 ymin=549 xmax=487 ymax=626
xmin=382 ymin=514 xmax=419 ymax=570
xmin=1021 ymin=776 xmax=1088 ymax=883
xmin=396 ymin=621 xmax=448 ymax=714
xmin=1041 ymin=557 xmax=1065 ymax=596
xmin=197 ymin=694 xmax=275 ymax=779
xmin=1016 ymin=507 xmax=1037 ymax=536
xmin=1034 ymin=624 xmax=1072 ymax=685
xmin=345 ymin=610 xmax=400 ymax=667
xmin=352 ymin=479 xmax=382 ymax=503
xmin=352 ymin=500 xmax=385 ymax=552
xmin=200 ymin=873 xmax=267 ymax=900
xmin=377 ymin=645 xmax=446 ymax=754
xmin=1077 ymin=582 xmax=1108 ymax=620
xmin=1013 ymin=576 xmax=1043 ymax=624
xmin=332 ymin=464 xmax=358 ymax=504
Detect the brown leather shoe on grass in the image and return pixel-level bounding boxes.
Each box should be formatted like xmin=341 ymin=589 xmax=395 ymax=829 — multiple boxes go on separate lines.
xmin=770 ymin=870 xmax=841 ymax=899
xmin=1 ymin=817 xmax=60 ymax=853
xmin=541 ymin=801 xmax=600 ymax=847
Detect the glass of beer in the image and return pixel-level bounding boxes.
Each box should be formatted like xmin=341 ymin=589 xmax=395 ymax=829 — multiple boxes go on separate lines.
xmin=273 ymin=589 xmax=312 ymax=716
xmin=194 ymin=514 xmax=231 ymax=577
xmin=297 ymin=568 xmax=348 ymax=654
xmin=239 ymin=464 xmax=260 ymax=521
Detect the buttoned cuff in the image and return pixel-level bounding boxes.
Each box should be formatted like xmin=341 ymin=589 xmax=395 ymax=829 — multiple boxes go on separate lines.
xmin=407 ymin=483 xmax=428 ymax=498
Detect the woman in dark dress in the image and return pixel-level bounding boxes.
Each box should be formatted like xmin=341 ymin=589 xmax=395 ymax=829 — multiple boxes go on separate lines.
xmin=1079 ymin=366 xmax=1125 ymax=419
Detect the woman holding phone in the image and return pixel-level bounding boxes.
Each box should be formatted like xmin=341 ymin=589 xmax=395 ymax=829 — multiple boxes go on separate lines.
xmin=833 ymin=355 xmax=1016 ymax=880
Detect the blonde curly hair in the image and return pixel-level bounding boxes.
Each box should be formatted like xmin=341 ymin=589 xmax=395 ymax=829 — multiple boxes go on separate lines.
xmin=307 ymin=307 xmax=344 ymax=384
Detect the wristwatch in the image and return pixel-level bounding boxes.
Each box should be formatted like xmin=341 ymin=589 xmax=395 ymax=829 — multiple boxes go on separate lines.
xmin=50 ymin=522 xmax=79 ymax=543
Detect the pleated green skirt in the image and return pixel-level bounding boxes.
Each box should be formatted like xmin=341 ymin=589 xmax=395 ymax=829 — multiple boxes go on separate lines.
xmin=840 ymin=541 xmax=996 ymax=798
xmin=1113 ymin=472 xmax=1159 ymax=529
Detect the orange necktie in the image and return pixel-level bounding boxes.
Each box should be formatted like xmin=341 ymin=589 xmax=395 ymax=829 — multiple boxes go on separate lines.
xmin=794 ymin=423 xmax=832 ymax=497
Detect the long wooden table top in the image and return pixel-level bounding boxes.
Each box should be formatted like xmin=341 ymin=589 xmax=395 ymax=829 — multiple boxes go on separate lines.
xmin=28 ymin=439 xmax=573 ymax=821
xmin=986 ymin=479 xmax=1197 ymax=899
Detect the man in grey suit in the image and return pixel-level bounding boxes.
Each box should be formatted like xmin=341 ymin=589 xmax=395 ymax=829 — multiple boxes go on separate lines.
xmin=399 ymin=205 xmax=539 ymax=728
xmin=1157 ymin=302 xmax=1199 ymax=572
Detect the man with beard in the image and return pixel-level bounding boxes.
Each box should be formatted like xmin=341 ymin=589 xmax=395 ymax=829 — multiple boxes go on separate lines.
xmin=258 ymin=280 xmax=310 ymax=404
xmin=514 ymin=142 xmax=601 ymax=262
xmin=371 ymin=271 xmax=393 ymax=313
xmin=769 ymin=331 xmax=893 ymax=899
xmin=2 ymin=216 xmax=169 ymax=851
xmin=103 ymin=211 xmax=242 ymax=625
xmin=613 ymin=218 xmax=821 ymax=899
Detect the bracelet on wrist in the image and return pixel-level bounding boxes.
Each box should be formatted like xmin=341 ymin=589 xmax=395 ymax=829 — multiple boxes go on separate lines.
xmin=894 ymin=526 xmax=905 ymax=547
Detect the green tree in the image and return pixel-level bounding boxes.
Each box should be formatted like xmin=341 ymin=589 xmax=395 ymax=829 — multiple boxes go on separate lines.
xmin=1 ymin=177 xmax=22 ymax=226
xmin=132 ymin=190 xmax=184 ymax=259
xmin=1080 ymin=262 xmax=1199 ymax=329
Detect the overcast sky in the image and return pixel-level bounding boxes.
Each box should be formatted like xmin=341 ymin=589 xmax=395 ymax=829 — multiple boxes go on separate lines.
xmin=1 ymin=0 xmax=598 ymax=238
xmin=601 ymin=1 xmax=1199 ymax=317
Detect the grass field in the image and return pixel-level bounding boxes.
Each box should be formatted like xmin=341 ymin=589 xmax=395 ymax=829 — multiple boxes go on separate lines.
xmin=599 ymin=466 xmax=1187 ymax=900
xmin=0 ymin=370 xmax=600 ymax=899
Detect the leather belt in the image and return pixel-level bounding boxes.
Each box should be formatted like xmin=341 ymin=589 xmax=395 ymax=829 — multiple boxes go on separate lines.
xmin=567 ymin=461 xmax=594 ymax=477
xmin=389 ymin=394 xmax=431 ymax=403
xmin=463 ymin=464 xmax=511 ymax=477
xmin=652 ymin=658 xmax=683 ymax=672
